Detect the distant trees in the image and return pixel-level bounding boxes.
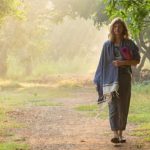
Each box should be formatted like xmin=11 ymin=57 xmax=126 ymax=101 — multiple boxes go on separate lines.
xmin=0 ymin=0 xmax=102 ymax=78
xmin=0 ymin=0 xmax=24 ymax=77
xmin=51 ymin=0 xmax=150 ymax=71
xmin=0 ymin=0 xmax=24 ymax=23
xmin=0 ymin=0 xmax=52 ymax=77
xmin=0 ymin=0 xmax=149 ymax=78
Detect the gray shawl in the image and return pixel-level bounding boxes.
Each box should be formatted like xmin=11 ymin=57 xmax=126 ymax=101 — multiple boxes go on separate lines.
xmin=94 ymin=39 xmax=140 ymax=102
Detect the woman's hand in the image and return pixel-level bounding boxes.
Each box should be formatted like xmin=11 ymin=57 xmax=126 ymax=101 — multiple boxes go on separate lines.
xmin=112 ymin=60 xmax=140 ymax=67
xmin=112 ymin=60 xmax=125 ymax=67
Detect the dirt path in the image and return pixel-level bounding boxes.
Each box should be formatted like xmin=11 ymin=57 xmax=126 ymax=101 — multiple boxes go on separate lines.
xmin=9 ymin=92 xmax=150 ymax=150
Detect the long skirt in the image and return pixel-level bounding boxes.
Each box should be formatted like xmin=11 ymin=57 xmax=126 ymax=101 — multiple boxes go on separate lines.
xmin=108 ymin=68 xmax=131 ymax=131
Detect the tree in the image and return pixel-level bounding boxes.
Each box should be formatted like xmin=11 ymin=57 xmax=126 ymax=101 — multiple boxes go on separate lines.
xmin=49 ymin=0 xmax=102 ymax=26
xmin=0 ymin=0 xmax=24 ymax=77
xmin=102 ymin=0 xmax=150 ymax=71
xmin=51 ymin=0 xmax=150 ymax=71
xmin=0 ymin=0 xmax=24 ymax=24
xmin=0 ymin=0 xmax=53 ymax=77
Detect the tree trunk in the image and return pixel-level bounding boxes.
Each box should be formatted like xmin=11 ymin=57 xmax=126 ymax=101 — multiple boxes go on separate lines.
xmin=0 ymin=45 xmax=7 ymax=78
xmin=21 ymin=56 xmax=33 ymax=76
xmin=134 ymin=31 xmax=150 ymax=81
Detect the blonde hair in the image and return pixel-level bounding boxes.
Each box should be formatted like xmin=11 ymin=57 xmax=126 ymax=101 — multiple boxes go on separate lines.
xmin=108 ymin=18 xmax=129 ymax=42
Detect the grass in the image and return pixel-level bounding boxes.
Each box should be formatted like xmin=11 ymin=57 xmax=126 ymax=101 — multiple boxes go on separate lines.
xmin=74 ymin=82 xmax=150 ymax=141
xmin=0 ymin=107 xmax=6 ymax=121
xmin=75 ymin=104 xmax=98 ymax=111
xmin=0 ymin=86 xmax=75 ymax=107
xmin=128 ymin=83 xmax=150 ymax=123
xmin=1 ymin=79 xmax=150 ymax=146
xmin=0 ymin=142 xmax=29 ymax=150
xmin=75 ymin=83 xmax=150 ymax=122
xmin=0 ymin=82 xmax=80 ymax=149
xmin=0 ymin=86 xmax=74 ymax=137
xmin=0 ymin=80 xmax=92 ymax=149
xmin=30 ymin=99 xmax=62 ymax=106
xmin=130 ymin=123 xmax=150 ymax=142
xmin=74 ymin=103 xmax=109 ymax=119
xmin=0 ymin=107 xmax=25 ymax=137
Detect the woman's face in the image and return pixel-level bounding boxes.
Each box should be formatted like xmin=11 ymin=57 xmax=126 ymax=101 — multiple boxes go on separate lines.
xmin=113 ymin=22 xmax=124 ymax=36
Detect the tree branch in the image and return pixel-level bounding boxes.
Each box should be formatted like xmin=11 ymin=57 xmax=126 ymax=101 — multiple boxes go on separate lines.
xmin=137 ymin=53 xmax=147 ymax=70
xmin=135 ymin=37 xmax=146 ymax=54
xmin=139 ymin=32 xmax=149 ymax=50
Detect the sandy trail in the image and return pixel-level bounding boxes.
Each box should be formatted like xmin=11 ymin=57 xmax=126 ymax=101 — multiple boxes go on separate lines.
xmin=9 ymin=91 xmax=149 ymax=150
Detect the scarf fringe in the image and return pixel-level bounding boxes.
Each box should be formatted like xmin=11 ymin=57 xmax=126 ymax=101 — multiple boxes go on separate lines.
xmin=102 ymin=91 xmax=119 ymax=104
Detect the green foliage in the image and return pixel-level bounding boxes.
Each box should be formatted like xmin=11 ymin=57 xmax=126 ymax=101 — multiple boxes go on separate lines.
xmin=102 ymin=0 xmax=150 ymax=37
xmin=0 ymin=0 xmax=149 ymax=78
xmin=0 ymin=0 xmax=24 ymax=23
xmin=51 ymin=0 xmax=98 ymax=21
xmin=46 ymin=0 xmax=150 ymax=72
xmin=51 ymin=0 xmax=109 ymax=28
xmin=51 ymin=0 xmax=150 ymax=38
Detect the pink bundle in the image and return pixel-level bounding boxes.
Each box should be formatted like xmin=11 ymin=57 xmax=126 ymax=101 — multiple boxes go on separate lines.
xmin=120 ymin=47 xmax=132 ymax=60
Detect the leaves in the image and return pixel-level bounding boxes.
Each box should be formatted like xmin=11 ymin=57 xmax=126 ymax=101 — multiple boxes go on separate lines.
xmin=102 ymin=0 xmax=150 ymax=37
xmin=0 ymin=0 xmax=25 ymax=24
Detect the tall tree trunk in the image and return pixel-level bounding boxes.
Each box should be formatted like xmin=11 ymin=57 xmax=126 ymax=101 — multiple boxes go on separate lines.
xmin=0 ymin=44 xmax=7 ymax=78
xmin=134 ymin=31 xmax=150 ymax=81
xmin=21 ymin=56 xmax=33 ymax=76
xmin=135 ymin=32 xmax=150 ymax=71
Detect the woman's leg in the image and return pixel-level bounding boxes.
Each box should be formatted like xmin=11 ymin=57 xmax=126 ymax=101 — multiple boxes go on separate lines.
xmin=108 ymin=96 xmax=119 ymax=131
xmin=108 ymin=95 xmax=120 ymax=143
xmin=118 ymin=72 xmax=131 ymax=131
xmin=109 ymin=72 xmax=131 ymax=143
xmin=118 ymin=130 xmax=126 ymax=143
xmin=118 ymin=130 xmax=122 ymax=137
xmin=114 ymin=130 xmax=119 ymax=138
xmin=117 ymin=71 xmax=131 ymax=142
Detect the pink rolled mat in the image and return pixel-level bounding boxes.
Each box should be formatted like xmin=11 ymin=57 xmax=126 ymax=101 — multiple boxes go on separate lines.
xmin=120 ymin=47 xmax=132 ymax=60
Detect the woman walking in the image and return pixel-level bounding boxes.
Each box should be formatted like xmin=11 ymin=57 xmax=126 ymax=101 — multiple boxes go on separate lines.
xmin=94 ymin=18 xmax=140 ymax=143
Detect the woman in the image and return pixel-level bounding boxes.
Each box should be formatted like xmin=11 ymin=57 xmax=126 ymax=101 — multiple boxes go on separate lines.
xmin=94 ymin=18 xmax=140 ymax=143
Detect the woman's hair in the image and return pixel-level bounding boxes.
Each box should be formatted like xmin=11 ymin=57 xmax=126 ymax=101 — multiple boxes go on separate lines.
xmin=108 ymin=17 xmax=129 ymax=42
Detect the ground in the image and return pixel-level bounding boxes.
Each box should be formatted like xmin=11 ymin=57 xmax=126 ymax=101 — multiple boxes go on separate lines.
xmin=2 ymin=86 xmax=150 ymax=150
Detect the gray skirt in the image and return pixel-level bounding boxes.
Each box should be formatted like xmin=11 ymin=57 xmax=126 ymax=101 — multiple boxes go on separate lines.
xmin=108 ymin=68 xmax=131 ymax=131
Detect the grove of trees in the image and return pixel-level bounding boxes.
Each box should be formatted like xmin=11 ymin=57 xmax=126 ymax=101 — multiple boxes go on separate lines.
xmin=0 ymin=0 xmax=149 ymax=79
xmin=51 ymin=0 xmax=150 ymax=71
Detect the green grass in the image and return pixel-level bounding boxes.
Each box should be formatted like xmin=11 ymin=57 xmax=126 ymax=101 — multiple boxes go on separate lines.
xmin=74 ymin=104 xmax=109 ymax=119
xmin=0 ymin=86 xmax=75 ymax=139
xmin=0 ymin=86 xmax=75 ymax=107
xmin=0 ymin=83 xmax=91 ymax=148
xmin=75 ymin=104 xmax=98 ymax=111
xmin=75 ymin=83 xmax=150 ymax=141
xmin=130 ymin=123 xmax=150 ymax=142
xmin=128 ymin=83 xmax=150 ymax=123
xmin=0 ymin=121 xmax=25 ymax=129
xmin=0 ymin=142 xmax=29 ymax=150
xmin=31 ymin=100 xmax=62 ymax=106
xmin=0 ymin=106 xmax=26 ymax=146
xmin=1 ymin=81 xmax=150 ymax=145
xmin=0 ymin=85 xmax=77 ymax=149
xmin=0 ymin=107 xmax=6 ymax=121
xmin=75 ymin=83 xmax=150 ymax=123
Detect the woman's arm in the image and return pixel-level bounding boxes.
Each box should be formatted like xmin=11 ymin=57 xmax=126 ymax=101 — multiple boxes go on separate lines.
xmin=112 ymin=60 xmax=140 ymax=67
